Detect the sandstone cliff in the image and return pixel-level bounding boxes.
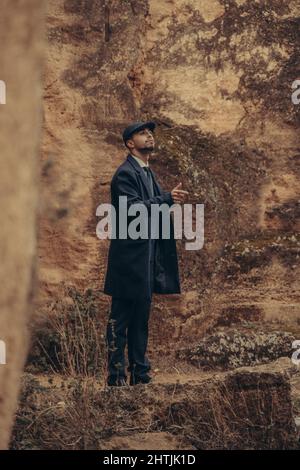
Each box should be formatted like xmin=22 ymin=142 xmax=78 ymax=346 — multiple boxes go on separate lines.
xmin=38 ymin=0 xmax=299 ymax=349
xmin=4 ymin=0 xmax=300 ymax=450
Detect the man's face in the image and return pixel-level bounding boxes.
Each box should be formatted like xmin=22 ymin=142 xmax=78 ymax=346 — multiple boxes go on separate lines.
xmin=127 ymin=127 xmax=155 ymax=153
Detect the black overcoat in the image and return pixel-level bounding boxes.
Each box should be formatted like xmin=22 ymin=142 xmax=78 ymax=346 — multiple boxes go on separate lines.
xmin=103 ymin=154 xmax=181 ymax=300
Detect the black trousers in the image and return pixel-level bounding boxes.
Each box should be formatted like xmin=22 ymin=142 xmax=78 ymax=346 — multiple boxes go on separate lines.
xmin=106 ymin=243 xmax=155 ymax=381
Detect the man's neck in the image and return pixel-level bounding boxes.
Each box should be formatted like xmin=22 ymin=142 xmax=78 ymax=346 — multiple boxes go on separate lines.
xmin=130 ymin=151 xmax=149 ymax=166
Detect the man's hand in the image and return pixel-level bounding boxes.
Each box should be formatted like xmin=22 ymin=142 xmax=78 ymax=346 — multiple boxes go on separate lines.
xmin=171 ymin=182 xmax=189 ymax=204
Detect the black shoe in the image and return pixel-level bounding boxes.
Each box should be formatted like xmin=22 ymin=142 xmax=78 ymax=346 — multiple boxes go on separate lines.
xmin=130 ymin=374 xmax=152 ymax=386
xmin=107 ymin=377 xmax=127 ymax=387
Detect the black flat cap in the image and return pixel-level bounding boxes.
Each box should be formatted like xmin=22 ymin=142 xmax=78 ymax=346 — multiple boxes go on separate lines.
xmin=122 ymin=121 xmax=156 ymax=144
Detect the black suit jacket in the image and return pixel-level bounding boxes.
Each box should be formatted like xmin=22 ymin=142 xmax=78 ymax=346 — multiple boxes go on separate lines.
xmin=103 ymin=154 xmax=181 ymax=300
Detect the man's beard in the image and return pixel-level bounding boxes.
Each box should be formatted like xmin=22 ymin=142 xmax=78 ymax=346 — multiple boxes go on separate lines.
xmin=139 ymin=145 xmax=154 ymax=154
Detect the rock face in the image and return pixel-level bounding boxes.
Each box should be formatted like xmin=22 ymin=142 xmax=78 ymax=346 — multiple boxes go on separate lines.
xmin=38 ymin=0 xmax=300 ymax=351
xmin=0 ymin=0 xmax=45 ymax=450
xmin=176 ymin=330 xmax=296 ymax=370
xmin=0 ymin=0 xmax=298 ymax=451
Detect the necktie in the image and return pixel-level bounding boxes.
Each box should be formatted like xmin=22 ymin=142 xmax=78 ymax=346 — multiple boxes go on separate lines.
xmin=143 ymin=166 xmax=154 ymax=197
xmin=143 ymin=167 xmax=156 ymax=270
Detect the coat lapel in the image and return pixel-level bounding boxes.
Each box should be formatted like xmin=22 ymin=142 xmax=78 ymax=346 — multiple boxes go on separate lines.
xmin=148 ymin=167 xmax=162 ymax=196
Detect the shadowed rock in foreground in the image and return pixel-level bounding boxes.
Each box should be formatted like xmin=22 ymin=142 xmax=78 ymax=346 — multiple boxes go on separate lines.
xmin=0 ymin=0 xmax=45 ymax=450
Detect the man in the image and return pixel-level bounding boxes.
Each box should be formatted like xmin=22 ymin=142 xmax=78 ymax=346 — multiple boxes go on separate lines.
xmin=103 ymin=121 xmax=188 ymax=386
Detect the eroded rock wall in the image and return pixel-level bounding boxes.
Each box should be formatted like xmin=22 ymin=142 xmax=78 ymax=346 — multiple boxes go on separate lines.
xmin=39 ymin=0 xmax=299 ymax=351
